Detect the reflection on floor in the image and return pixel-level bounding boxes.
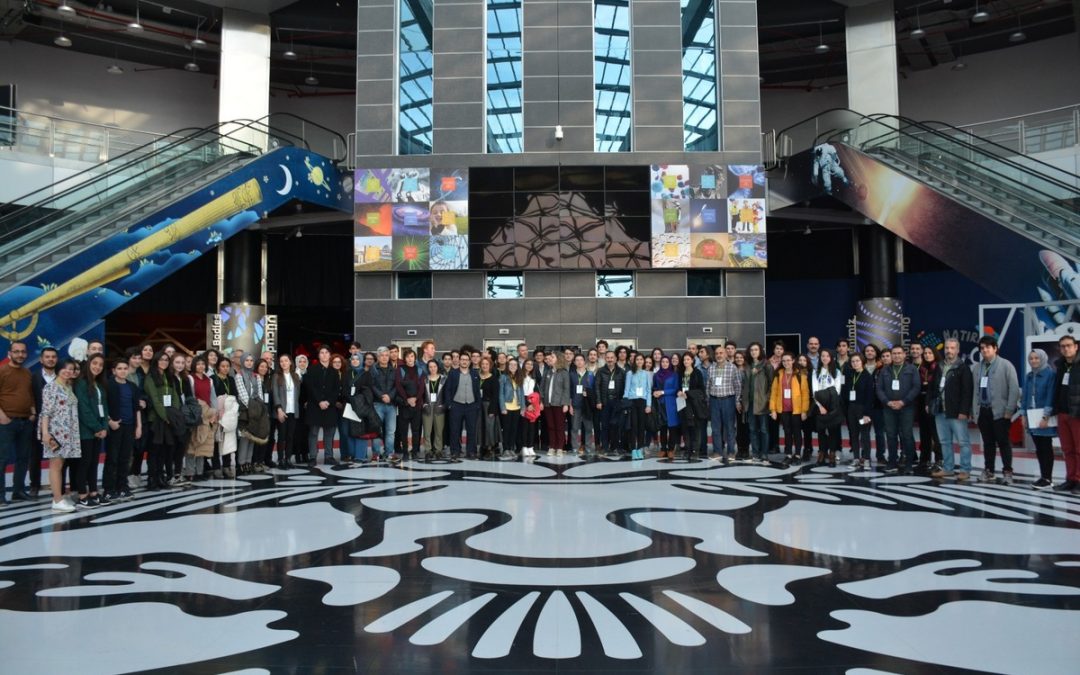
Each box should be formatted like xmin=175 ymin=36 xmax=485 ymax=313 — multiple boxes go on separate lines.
xmin=1 ymin=457 xmax=1079 ymax=674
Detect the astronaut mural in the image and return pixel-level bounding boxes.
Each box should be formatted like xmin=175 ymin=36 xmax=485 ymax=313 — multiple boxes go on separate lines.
xmin=0 ymin=459 xmax=1077 ymax=673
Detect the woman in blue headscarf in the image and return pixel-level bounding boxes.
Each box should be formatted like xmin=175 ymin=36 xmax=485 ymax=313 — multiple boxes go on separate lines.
xmin=1021 ymin=348 xmax=1057 ymax=489
xmin=652 ymin=354 xmax=680 ymax=459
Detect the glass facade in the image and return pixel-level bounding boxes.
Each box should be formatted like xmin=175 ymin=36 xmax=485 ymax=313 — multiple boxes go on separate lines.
xmin=487 ymin=273 xmax=524 ymax=298
xmin=594 ymin=0 xmax=632 ymax=152
xmin=398 ymin=0 xmax=433 ymax=155
xmin=680 ymin=0 xmax=719 ymax=151
xmin=485 ymin=0 xmax=523 ymax=153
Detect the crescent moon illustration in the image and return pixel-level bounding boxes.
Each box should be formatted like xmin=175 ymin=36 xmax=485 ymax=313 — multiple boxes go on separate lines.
xmin=276 ymin=164 xmax=293 ymax=196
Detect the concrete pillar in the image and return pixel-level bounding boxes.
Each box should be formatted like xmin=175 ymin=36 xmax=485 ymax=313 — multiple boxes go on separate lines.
xmin=843 ymin=0 xmax=898 ymax=117
xmin=218 ymin=9 xmax=271 ymax=151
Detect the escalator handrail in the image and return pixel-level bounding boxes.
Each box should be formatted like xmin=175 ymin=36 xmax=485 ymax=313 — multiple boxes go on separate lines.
xmin=778 ymin=108 xmax=1080 ymax=196
xmin=255 ymin=112 xmax=349 ymax=162
xmin=851 ymin=113 xmax=1080 ymax=196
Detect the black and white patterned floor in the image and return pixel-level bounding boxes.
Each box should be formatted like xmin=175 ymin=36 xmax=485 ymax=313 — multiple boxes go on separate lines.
xmin=1 ymin=457 xmax=1079 ymax=674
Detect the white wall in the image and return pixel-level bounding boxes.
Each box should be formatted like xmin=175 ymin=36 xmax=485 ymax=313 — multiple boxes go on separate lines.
xmin=0 ymin=40 xmax=355 ymax=138
xmin=762 ymin=33 xmax=1080 ymax=133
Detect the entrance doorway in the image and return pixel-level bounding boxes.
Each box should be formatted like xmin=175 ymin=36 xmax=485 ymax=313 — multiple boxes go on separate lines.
xmin=483 ymin=339 xmax=524 ymax=355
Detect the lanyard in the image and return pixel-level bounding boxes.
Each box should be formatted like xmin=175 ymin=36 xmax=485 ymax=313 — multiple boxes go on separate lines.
xmin=852 ymin=371 xmax=862 ymax=388
xmin=892 ymin=366 xmax=902 ymax=380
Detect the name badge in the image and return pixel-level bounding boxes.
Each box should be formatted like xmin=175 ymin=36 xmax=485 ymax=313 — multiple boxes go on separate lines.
xmin=163 ymin=394 xmax=172 ymax=407
xmin=714 ymin=376 xmax=722 ymax=387
xmin=840 ymin=375 xmax=846 ymax=385
xmin=98 ymin=404 xmax=105 ymax=417
xmin=1064 ymin=373 xmax=1071 ymax=386
xmin=783 ymin=388 xmax=792 ymax=399
xmin=849 ymin=390 xmax=856 ymax=402
xmin=350 ymin=386 xmax=356 ymax=396
xmin=608 ymin=380 xmax=615 ymax=390
xmin=576 ymin=385 xmax=583 ymax=395
xmin=635 ymin=387 xmax=643 ymax=397
xmin=429 ymin=391 xmax=437 ymax=403
xmin=262 ymin=393 xmax=269 ymax=403
xmin=980 ymin=376 xmax=989 ymax=389
xmin=939 ymin=376 xmax=946 ymax=390
xmin=891 ymin=380 xmax=900 ymax=391
xmin=682 ymin=386 xmax=689 ymax=392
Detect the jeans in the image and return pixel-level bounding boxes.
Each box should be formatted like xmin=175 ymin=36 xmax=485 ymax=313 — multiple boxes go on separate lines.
xmin=373 ymin=402 xmax=397 ymax=456
xmin=0 ymin=417 xmax=33 ymax=498
xmin=447 ymin=401 xmax=479 ymax=457
xmin=104 ymin=424 xmax=135 ymax=494
xmin=936 ymin=414 xmax=972 ymax=474
xmin=709 ymin=396 xmax=737 ymax=456
xmin=883 ymin=405 xmax=916 ymax=469
xmin=337 ymin=417 xmax=354 ymax=461
xmin=748 ymin=413 xmax=769 ymax=459
xmin=570 ymin=408 xmax=595 ymax=455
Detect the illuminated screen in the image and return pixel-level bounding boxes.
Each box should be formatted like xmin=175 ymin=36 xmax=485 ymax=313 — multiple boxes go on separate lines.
xmin=354 ymin=164 xmax=766 ymax=271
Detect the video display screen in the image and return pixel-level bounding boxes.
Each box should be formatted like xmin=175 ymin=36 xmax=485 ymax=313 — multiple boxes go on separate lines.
xmin=354 ymin=164 xmax=766 ymax=271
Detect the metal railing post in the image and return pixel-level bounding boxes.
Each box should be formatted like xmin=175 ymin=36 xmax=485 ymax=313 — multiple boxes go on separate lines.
xmin=1018 ymin=119 xmax=1026 ymax=155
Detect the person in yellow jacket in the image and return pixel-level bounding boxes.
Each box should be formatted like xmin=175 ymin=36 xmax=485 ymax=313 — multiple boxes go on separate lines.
xmin=769 ymin=353 xmax=810 ymax=461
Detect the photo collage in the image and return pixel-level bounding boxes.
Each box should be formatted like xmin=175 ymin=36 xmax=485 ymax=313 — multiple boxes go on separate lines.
xmin=649 ymin=164 xmax=767 ymax=269
xmin=354 ymin=168 xmax=470 ymax=271
xmin=354 ymin=164 xmax=766 ymax=272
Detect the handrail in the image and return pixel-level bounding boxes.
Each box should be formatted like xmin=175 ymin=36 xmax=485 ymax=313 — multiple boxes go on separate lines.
xmin=954 ymin=103 xmax=1080 ymax=131
xmin=0 ymin=105 xmax=179 ymax=139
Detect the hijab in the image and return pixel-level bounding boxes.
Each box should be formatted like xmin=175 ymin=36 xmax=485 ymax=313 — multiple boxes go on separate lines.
xmin=655 ymin=357 xmax=676 ymax=385
xmin=1030 ymin=348 xmax=1049 ymax=373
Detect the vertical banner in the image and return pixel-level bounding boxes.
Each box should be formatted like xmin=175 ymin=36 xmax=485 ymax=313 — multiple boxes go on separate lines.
xmin=219 ymin=303 xmax=266 ymax=356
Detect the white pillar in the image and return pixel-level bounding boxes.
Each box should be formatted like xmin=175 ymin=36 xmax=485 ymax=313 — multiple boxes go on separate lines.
xmin=844 ymin=0 xmax=898 ymax=117
xmin=218 ymin=9 xmax=271 ymax=151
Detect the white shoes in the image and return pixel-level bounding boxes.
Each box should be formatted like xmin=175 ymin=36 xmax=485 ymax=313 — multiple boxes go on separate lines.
xmin=51 ymin=500 xmax=75 ymax=513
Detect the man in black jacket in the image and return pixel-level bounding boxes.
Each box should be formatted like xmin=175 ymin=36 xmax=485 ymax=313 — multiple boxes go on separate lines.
xmin=595 ymin=352 xmax=626 ymax=457
xmin=876 ymin=345 xmax=921 ymax=474
xmin=928 ymin=338 xmax=974 ymax=481
xmin=361 ymin=346 xmax=399 ymax=461
xmin=303 ymin=347 xmax=342 ymax=466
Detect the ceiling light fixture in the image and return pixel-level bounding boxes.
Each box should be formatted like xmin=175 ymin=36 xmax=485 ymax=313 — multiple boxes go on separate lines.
xmin=128 ymin=1 xmax=143 ymax=31
xmin=57 ymin=1 xmax=76 ymax=16
xmin=814 ymin=22 xmax=829 ymax=54
xmin=305 ymin=74 xmax=318 ymax=86
xmin=1009 ymin=14 xmax=1027 ymax=42
xmin=107 ymin=63 xmax=124 ymax=75
xmin=54 ymin=34 xmax=72 ymax=47
xmin=910 ymin=7 xmax=925 ymax=38
xmin=190 ymin=19 xmax=206 ymax=48
xmin=972 ymin=1 xmax=989 ymax=23
xmin=184 ymin=60 xmax=200 ymax=72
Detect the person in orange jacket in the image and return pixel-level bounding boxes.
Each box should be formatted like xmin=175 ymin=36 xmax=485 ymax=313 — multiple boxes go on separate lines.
xmin=769 ymin=353 xmax=810 ymax=462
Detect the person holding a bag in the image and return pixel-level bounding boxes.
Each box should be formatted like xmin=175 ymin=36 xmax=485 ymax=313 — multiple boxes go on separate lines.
xmin=144 ymin=351 xmax=183 ymax=490
xmin=272 ymin=354 xmax=302 ymax=469
xmin=74 ymin=354 xmax=109 ymax=507
xmin=652 ymin=355 xmax=679 ymax=459
xmin=520 ymin=359 xmax=541 ymax=459
xmin=1021 ymin=348 xmax=1057 ymax=489
xmin=395 ymin=349 xmax=424 ymax=462
xmin=499 ymin=358 xmax=523 ymax=460
xmin=569 ymin=354 xmax=595 ymax=459
xmin=812 ymin=349 xmax=844 ymax=467
xmin=769 ymin=353 xmax=809 ymax=463
xmin=676 ymin=351 xmax=707 ymax=460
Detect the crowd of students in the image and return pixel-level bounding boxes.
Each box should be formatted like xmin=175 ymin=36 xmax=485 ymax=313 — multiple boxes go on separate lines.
xmin=2 ymin=331 xmax=1079 ymax=513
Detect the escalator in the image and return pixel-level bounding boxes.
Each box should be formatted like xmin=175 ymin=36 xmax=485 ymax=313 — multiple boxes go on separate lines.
xmin=767 ymin=109 xmax=1080 ymax=305
xmin=0 ymin=114 xmax=353 ymax=358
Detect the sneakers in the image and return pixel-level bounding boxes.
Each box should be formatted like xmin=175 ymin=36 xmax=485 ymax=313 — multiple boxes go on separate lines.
xmin=127 ymin=475 xmax=141 ymax=490
xmin=955 ymin=471 xmax=970 ymax=482
xmin=980 ymin=469 xmax=995 ymax=483
xmin=931 ymin=467 xmax=955 ymax=478
xmin=51 ymin=500 xmax=75 ymax=513
xmin=120 ymin=489 xmax=135 ymax=501
xmin=1032 ymin=478 xmax=1053 ymax=490
xmin=998 ymin=470 xmax=1014 ymax=486
xmin=75 ymin=498 xmax=96 ymax=510
xmin=1053 ymin=480 xmax=1078 ymax=492
xmin=98 ymin=493 xmax=113 ymax=506
xmin=547 ymin=448 xmax=556 ymax=456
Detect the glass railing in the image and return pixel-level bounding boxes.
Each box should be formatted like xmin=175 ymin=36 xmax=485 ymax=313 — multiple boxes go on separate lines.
xmin=954 ymin=104 xmax=1080 ymax=156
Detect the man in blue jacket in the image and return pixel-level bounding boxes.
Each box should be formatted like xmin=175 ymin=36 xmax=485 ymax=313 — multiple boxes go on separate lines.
xmin=876 ymin=344 xmax=921 ymax=473
xmin=444 ymin=349 xmax=482 ymax=459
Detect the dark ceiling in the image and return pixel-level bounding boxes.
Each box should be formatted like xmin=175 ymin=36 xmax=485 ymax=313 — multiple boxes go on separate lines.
xmin=1 ymin=0 xmax=1075 ymax=93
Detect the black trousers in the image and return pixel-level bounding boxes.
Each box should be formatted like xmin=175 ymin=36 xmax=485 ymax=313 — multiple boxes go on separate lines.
xmin=148 ymin=441 xmax=171 ymax=487
xmin=522 ymin=417 xmax=539 ymax=449
xmin=817 ymin=421 xmax=842 ymax=456
xmin=397 ymin=407 xmax=422 ymax=454
xmin=74 ymin=438 xmax=100 ymax=494
xmin=104 ymin=424 xmax=135 ymax=494
xmin=502 ymin=412 xmax=521 ymax=454
xmin=778 ymin=412 xmax=802 ymax=455
xmin=277 ymin=414 xmax=297 ymax=462
xmin=628 ymin=399 xmax=647 ymax=450
xmin=680 ymin=420 xmax=699 ymax=456
xmin=1031 ymin=434 xmax=1054 ymax=480
xmin=978 ymin=406 xmax=1012 ymax=472
xmin=847 ymin=409 xmax=872 ymax=461
xmin=918 ymin=407 xmax=942 ymax=464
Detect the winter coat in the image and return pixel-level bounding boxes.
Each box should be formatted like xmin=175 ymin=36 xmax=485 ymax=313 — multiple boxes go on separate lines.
xmin=653 ymin=370 xmax=680 ymax=428
xmin=768 ymin=370 xmax=810 ymax=415
xmin=741 ymin=360 xmax=774 ymax=416
xmin=522 ymin=391 xmax=542 ymax=422
xmin=1022 ymin=365 xmax=1057 ymax=438
xmin=216 ymin=395 xmax=239 ymax=456
xmin=926 ymin=359 xmax=974 ymax=419
xmin=74 ymin=378 xmax=109 ymax=441
xmin=240 ymin=397 xmax=271 ymax=444
xmin=303 ymin=363 xmax=342 ymax=427
xmin=595 ymin=365 xmax=625 ymax=405
xmin=186 ymin=400 xmax=216 ymax=458
xmin=540 ymin=368 xmax=571 ymax=407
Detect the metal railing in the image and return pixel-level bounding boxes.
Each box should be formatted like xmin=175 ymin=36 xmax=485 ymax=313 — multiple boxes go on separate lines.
xmin=954 ymin=104 xmax=1080 ymax=156
xmin=0 ymin=105 xmax=185 ymax=163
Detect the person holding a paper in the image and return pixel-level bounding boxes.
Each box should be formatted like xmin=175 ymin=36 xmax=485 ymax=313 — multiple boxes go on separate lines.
xmin=929 ymin=338 xmax=975 ymax=481
xmin=841 ymin=353 xmax=876 ymax=471
xmin=1052 ymin=334 xmax=1080 ymax=493
xmin=1021 ymin=348 xmax=1057 ymax=490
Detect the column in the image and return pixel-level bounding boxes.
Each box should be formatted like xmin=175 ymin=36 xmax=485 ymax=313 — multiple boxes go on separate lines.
xmin=843 ymin=0 xmax=898 ymax=117
xmin=218 ymin=9 xmax=271 ymax=151
xmin=220 ymin=230 xmax=268 ymax=356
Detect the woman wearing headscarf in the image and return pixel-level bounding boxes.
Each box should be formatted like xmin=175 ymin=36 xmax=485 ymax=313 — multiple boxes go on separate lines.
xmin=652 ymin=355 xmax=680 ymax=458
xmin=1021 ymin=348 xmax=1057 ymax=489
xmin=233 ymin=353 xmax=262 ymax=474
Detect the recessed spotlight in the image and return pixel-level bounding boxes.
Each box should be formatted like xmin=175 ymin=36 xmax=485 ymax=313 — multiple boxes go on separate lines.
xmin=57 ymin=2 xmax=76 ymax=16
xmin=107 ymin=63 xmax=124 ymax=75
xmin=184 ymin=61 xmax=200 ymax=72
xmin=305 ymin=74 xmax=318 ymax=86
xmin=54 ymin=35 xmax=72 ymax=47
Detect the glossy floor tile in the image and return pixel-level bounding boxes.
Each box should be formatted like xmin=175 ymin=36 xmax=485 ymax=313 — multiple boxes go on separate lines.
xmin=1 ymin=457 xmax=1079 ymax=674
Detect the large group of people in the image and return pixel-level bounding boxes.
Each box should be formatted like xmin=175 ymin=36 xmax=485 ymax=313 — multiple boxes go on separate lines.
xmin=2 ymin=332 xmax=1078 ymax=513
